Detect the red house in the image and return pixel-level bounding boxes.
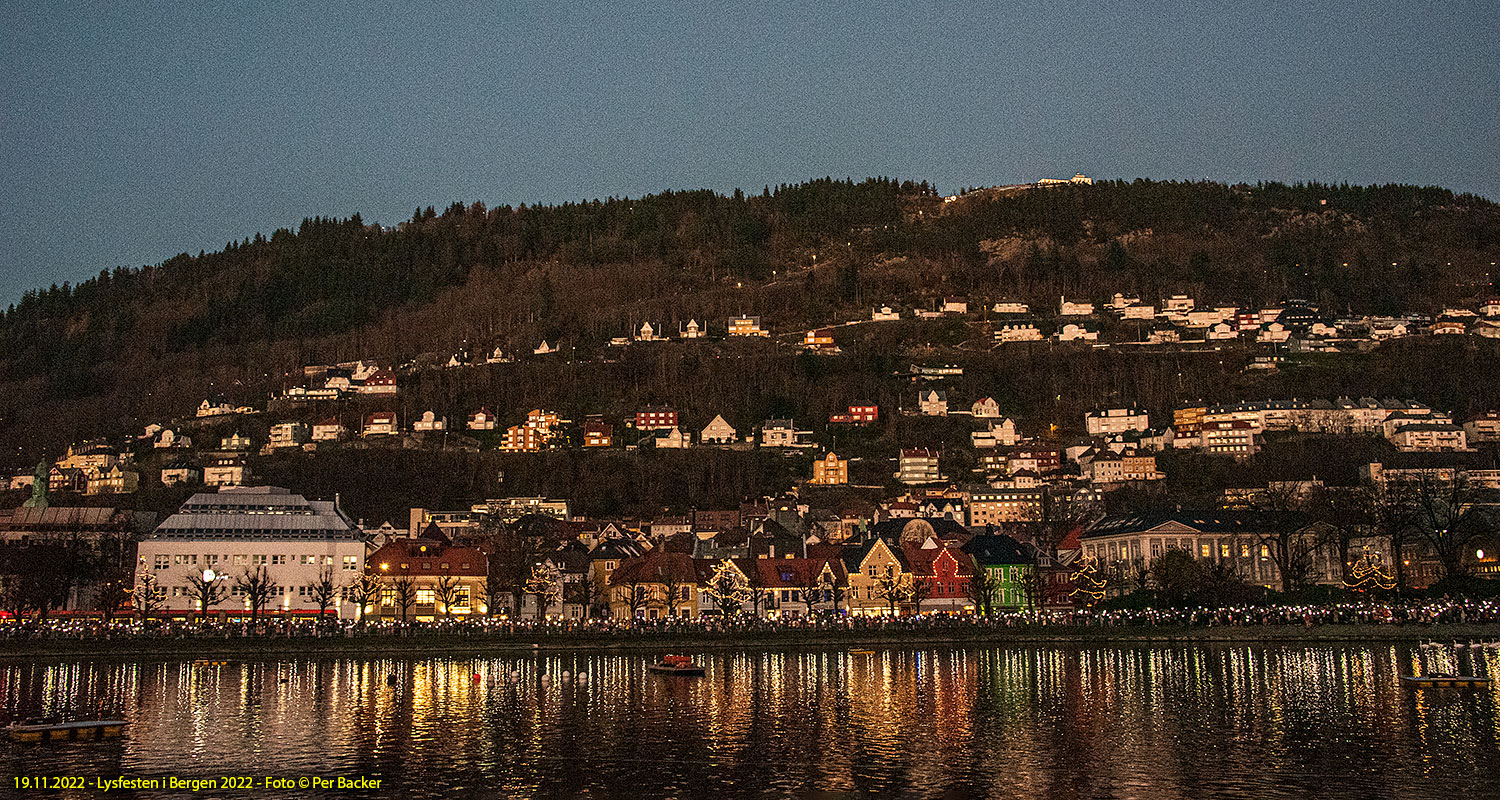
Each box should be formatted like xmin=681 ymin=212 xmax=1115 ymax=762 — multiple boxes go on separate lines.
xmin=829 ymin=404 xmax=879 ymax=425
xmin=903 ymin=543 xmax=975 ymax=613
xmin=635 ymin=406 xmax=678 ymax=431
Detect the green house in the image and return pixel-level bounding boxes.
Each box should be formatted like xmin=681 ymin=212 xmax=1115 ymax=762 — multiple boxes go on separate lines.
xmin=962 ymin=534 xmax=1035 ymax=611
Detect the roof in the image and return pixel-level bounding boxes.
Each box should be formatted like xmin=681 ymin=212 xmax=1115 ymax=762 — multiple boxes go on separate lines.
xmin=366 ymin=538 xmax=486 ymax=576
xmin=607 ymin=551 xmax=712 ymax=586
xmin=902 ymin=543 xmax=975 ymax=578
xmin=962 ymin=534 xmax=1032 ymax=566
xmin=0 ymin=506 xmax=130 ymax=530
xmin=148 ymin=487 xmax=360 ymax=541
xmin=1082 ymin=511 xmax=1309 ymax=540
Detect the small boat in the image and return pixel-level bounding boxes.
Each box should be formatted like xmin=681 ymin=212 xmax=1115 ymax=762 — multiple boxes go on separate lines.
xmin=849 ymin=649 xmax=876 ymax=655
xmin=193 ymin=659 xmax=232 ymax=667
xmin=647 ymin=655 xmax=705 ymax=677
xmin=1400 ymin=674 xmax=1491 ymax=689
xmin=6 ymin=719 xmax=126 ymax=743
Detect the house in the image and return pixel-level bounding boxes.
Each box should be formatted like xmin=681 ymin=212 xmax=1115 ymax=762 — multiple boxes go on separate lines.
xmin=1121 ymin=303 xmax=1155 ymax=320
xmin=755 ymin=557 xmax=849 ymax=617
xmin=802 ymin=328 xmax=839 ymax=352
xmin=203 ymin=454 xmax=248 ymax=487
xmin=1088 ymin=452 xmax=1163 ymax=485
xmin=500 ymin=424 xmax=545 ymax=452
xmin=963 ymin=535 xmax=1034 ymax=610
xmin=942 ymin=296 xmax=968 ymax=314
xmin=1431 ymin=319 xmax=1467 ymax=335
xmin=1199 ymin=420 xmax=1259 ymax=457
xmin=904 ymin=541 xmax=975 ymax=613
xmin=917 ymin=389 xmax=948 ymax=416
xmin=728 ymin=314 xmax=768 ymax=337
xmin=700 ymin=415 xmax=737 ymax=444
xmin=154 ymin=429 xmax=191 ymax=449
xmin=136 ymin=486 xmax=366 ymax=618
xmin=197 ymin=399 xmax=235 ymax=417
xmin=1148 ymin=325 xmax=1181 ymax=344
xmin=606 ymin=551 xmax=714 ymax=619
xmin=412 ymin=411 xmax=447 ymax=432
xmin=1056 ymin=323 xmax=1099 ymax=342
xmin=872 ymin=306 xmax=900 ymax=321
xmin=219 ymin=432 xmax=252 ymax=450
xmin=363 ymin=412 xmax=398 ymax=436
xmin=366 ymin=523 xmax=487 ymax=620
xmin=810 ymin=452 xmax=849 ymax=485
xmin=1480 ymin=298 xmax=1500 ymax=317
xmin=760 ymin=420 xmax=810 ymax=448
xmin=160 ymin=460 xmax=200 ymax=487
xmin=1059 ymin=296 xmax=1094 ymax=316
xmin=896 ymin=449 xmax=941 ymax=485
xmin=1081 ymin=511 xmax=1336 ymax=593
xmin=1206 ymin=321 xmax=1238 ymax=340
xmin=311 ymin=418 xmax=347 ymax=441
xmin=992 ymin=301 xmax=1029 ymax=315
xmin=356 ymin=369 xmax=398 ymax=395
xmin=971 ymin=418 xmax=1020 ymax=448
xmin=1257 ymin=322 xmax=1290 ymax=343
xmin=679 ymin=319 xmax=704 ymax=339
xmin=843 ymin=537 xmax=911 ymax=616
xmin=85 ymin=465 xmax=139 ymax=495
xmin=654 ymin=427 xmax=689 ymax=449
xmin=1390 ymin=424 xmax=1468 ymax=452
xmin=47 ymin=466 xmax=87 ymax=494
xmin=1463 ymin=411 xmax=1500 ymax=444
xmin=467 ymin=409 xmax=497 ymax=431
xmin=995 ymin=323 xmax=1043 ymax=343
xmin=266 ymin=422 xmax=309 ymax=450
xmin=635 ymin=321 xmax=664 ymax=342
xmin=1085 ymin=407 xmax=1150 ymax=436
xmin=635 ymin=407 xmax=679 ymax=431
xmin=1163 ymin=295 xmax=1195 ymax=314
xmin=533 ymin=340 xmax=558 ymax=355
xmin=486 ymin=347 xmax=512 ymax=364
xmin=971 ymin=397 xmax=1001 ymax=418
xmin=830 ymin=404 xmax=879 ymax=425
xmin=583 ymin=416 xmax=614 ymax=447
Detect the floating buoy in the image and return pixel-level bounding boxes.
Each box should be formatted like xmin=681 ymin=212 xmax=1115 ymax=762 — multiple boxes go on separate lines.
xmin=577 ymin=672 xmax=588 ymax=683
xmin=561 ymin=670 xmax=570 ymax=682
xmin=473 ymin=672 xmax=482 ymax=683
xmin=510 ymin=670 xmax=521 ymax=682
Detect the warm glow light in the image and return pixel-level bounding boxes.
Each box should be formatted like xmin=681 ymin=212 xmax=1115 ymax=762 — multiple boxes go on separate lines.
xmin=203 ymin=569 xmax=216 ymax=581
xmin=380 ymin=563 xmax=389 ymax=571
xmin=1478 ymin=550 xmax=1486 ymax=560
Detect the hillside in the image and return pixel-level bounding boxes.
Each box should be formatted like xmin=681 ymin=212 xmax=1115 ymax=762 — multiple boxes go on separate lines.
xmin=1 ymin=177 xmax=1497 ymax=466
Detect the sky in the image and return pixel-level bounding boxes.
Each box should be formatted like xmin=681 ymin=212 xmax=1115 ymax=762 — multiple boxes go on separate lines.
xmin=3 ymin=1 xmax=1498 ymax=304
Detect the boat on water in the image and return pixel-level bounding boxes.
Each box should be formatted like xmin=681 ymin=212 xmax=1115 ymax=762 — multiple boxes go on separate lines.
xmin=647 ymin=655 xmax=706 ymax=677
xmin=6 ymin=719 xmax=126 ymax=743
xmin=193 ymin=659 xmax=232 ymax=667
xmin=1400 ymin=674 xmax=1491 ymax=689
xmin=849 ymin=649 xmax=876 ymax=655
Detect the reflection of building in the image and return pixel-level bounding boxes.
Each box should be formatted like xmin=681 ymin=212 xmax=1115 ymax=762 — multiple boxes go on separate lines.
xmin=135 ymin=486 xmax=365 ymax=618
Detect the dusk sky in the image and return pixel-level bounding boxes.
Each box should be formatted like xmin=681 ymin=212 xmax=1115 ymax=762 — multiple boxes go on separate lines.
xmin=3 ymin=1 xmax=1497 ymax=304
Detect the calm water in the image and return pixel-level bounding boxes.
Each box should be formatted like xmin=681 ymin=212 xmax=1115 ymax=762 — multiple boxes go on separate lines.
xmin=2 ymin=644 xmax=1498 ymax=799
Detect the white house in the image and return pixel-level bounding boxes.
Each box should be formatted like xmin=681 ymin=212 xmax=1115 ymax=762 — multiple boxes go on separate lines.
xmin=896 ymin=449 xmax=941 ymax=485
xmin=468 ymin=409 xmax=497 ymax=430
xmin=197 ymin=399 xmax=235 ymax=418
xmin=1056 ymin=323 xmax=1099 ymax=342
xmin=942 ymin=296 xmax=968 ymax=314
xmin=679 ymin=319 xmax=704 ymax=339
xmin=760 ymin=420 xmax=810 ymax=448
xmin=534 ymin=340 xmax=558 ymax=355
xmin=134 ymin=486 xmax=366 ymax=619
xmin=1257 ymin=322 xmax=1290 ymax=343
xmin=971 ymin=397 xmax=1001 ymax=418
xmin=203 ymin=455 xmax=248 ymax=487
xmin=1086 ymin=408 xmax=1150 ymax=436
xmin=917 ymin=390 xmax=948 ymax=416
xmin=1164 ymin=295 xmax=1195 ymax=314
xmin=995 ymin=324 xmax=1043 ymax=343
xmin=154 ymin=429 xmax=191 ymax=450
xmin=311 ymin=418 xmax=347 ymax=441
xmin=872 ymin=306 xmax=901 ymax=321
xmin=728 ymin=315 xmax=769 ymax=337
xmin=268 ymin=422 xmax=309 ymax=450
xmin=701 ymin=415 xmax=737 ymax=444
xmin=412 ymin=411 xmax=447 ymax=432
xmin=654 ymin=427 xmax=689 ymax=449
xmin=636 ymin=322 xmax=665 ymax=342
xmin=992 ymin=302 xmax=1029 ymax=315
xmin=363 ymin=411 xmax=398 ymax=437
xmin=1206 ymin=322 xmax=1238 ymax=340
xmin=1059 ymin=296 xmax=1095 ymax=316
xmin=972 ymin=418 xmax=1020 ymax=448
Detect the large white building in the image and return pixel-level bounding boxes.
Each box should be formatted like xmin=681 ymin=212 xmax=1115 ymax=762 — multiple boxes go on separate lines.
xmin=135 ymin=486 xmax=366 ymax=619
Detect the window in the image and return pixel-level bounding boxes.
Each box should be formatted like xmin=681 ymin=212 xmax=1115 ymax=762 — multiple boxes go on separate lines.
xmin=205 ymin=554 xmax=220 ymax=566
xmin=1200 ymin=543 xmax=1211 ymax=558
xmin=271 ymin=555 xmax=287 ymax=565
xmin=1150 ymin=543 xmax=1162 ymax=559
xmin=1220 ymin=543 xmax=1230 ymax=558
xmin=234 ymin=554 xmax=247 ymax=566
xmin=154 ymin=554 xmax=169 ymax=570
xmin=301 ymin=555 xmax=316 ymax=565
xmin=452 ymin=588 xmax=471 ymax=609
xmin=416 ymin=589 xmax=435 ymax=605
xmin=253 ymin=555 xmax=268 ymax=566
xmin=343 ymin=556 xmax=358 ymax=572
xmin=1241 ymin=544 xmax=1251 ymax=558
xmin=1260 ymin=545 xmax=1270 ymax=560
xmin=380 ymin=589 xmax=395 ymax=606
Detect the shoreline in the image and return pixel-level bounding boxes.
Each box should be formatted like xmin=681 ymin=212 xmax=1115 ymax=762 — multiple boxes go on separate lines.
xmin=3 ymin=623 xmax=1499 ymax=661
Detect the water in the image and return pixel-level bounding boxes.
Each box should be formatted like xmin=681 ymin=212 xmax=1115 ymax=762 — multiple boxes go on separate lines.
xmin=2 ymin=644 xmax=1498 ymax=798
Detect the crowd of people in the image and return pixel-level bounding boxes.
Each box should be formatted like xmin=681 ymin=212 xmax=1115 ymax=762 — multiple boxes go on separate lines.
xmin=2 ymin=598 xmax=1498 ymax=643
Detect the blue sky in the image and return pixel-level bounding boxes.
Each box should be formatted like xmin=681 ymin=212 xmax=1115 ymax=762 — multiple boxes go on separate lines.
xmin=3 ymin=1 xmax=1497 ymax=303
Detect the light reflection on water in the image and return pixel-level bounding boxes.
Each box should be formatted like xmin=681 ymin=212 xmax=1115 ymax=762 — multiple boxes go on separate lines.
xmin=1 ymin=644 xmax=1497 ymax=798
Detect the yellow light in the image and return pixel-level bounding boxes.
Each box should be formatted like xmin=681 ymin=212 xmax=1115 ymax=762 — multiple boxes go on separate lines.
xmin=380 ymin=563 xmax=389 ymax=571
xmin=1479 ymin=550 xmax=1487 ymax=560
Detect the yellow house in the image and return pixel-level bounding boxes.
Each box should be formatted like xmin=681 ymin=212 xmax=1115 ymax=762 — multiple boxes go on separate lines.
xmin=845 ymin=538 xmax=911 ymax=616
xmin=810 ymin=452 xmax=848 ymax=485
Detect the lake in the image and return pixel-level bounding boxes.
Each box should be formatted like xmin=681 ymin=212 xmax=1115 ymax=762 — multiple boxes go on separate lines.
xmin=2 ymin=644 xmax=1497 ymax=798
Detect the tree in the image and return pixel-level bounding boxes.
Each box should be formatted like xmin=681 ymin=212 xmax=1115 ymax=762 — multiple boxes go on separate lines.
xmin=235 ymin=566 xmax=277 ymax=619
xmin=184 ymin=569 xmax=228 ymax=625
xmin=621 ymin=576 xmax=649 ymax=619
xmin=872 ymin=569 xmax=909 ymax=616
xmin=1405 ymin=472 xmax=1495 ymax=581
xmin=483 ymin=519 xmax=549 ymax=618
xmin=1307 ymin=486 xmax=1376 ymax=585
xmin=523 ymin=564 xmax=561 ymax=619
xmin=1067 ymin=555 xmax=1107 ymax=607
xmin=390 ymin=575 xmax=418 ymax=623
xmin=1343 ymin=550 xmax=1396 ymax=592
xmin=801 ymin=562 xmax=828 ymax=615
xmin=349 ymin=573 xmax=383 ymax=623
xmin=433 ymin=574 xmax=463 ymax=620
xmin=93 ymin=565 xmax=135 ymax=625
xmin=1150 ymin=548 xmax=1202 ymax=607
xmin=310 ymin=566 xmax=341 ymax=624
xmin=745 ymin=560 xmax=770 ymax=618
xmin=565 ymin=572 xmax=603 ymax=619
xmin=134 ymin=573 xmax=165 ymax=623
xmin=702 ymin=560 xmax=749 ymax=617
xmin=1254 ymin=518 xmax=1321 ymax=593
xmin=965 ymin=565 xmax=996 ymax=616
xmin=907 ymin=573 xmax=933 ymax=615
xmin=655 ymin=563 xmax=687 ymax=618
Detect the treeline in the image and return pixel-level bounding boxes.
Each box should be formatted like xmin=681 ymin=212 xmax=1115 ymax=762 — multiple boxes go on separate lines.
xmin=0 ymin=178 xmax=1495 ymax=461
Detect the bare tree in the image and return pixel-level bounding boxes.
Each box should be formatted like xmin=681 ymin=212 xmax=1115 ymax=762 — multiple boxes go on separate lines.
xmin=744 ymin=560 xmax=770 ymax=618
xmin=349 ymin=573 xmax=383 ymax=624
xmin=565 ymin=572 xmax=603 ymax=619
xmin=966 ymin=564 xmax=996 ymax=616
xmin=310 ymin=566 xmax=341 ymax=625
xmin=801 ymin=562 xmax=827 ymax=615
xmin=434 ymin=574 xmax=463 ymax=620
xmin=184 ymin=570 xmax=228 ymax=625
xmin=872 ymin=570 xmax=909 ymax=616
xmin=621 ymin=577 xmax=648 ymax=619
xmin=1254 ymin=519 xmax=1321 ymax=593
xmin=390 ymin=574 xmax=418 ymax=622
xmin=135 ymin=572 xmax=165 ymax=623
xmin=906 ymin=573 xmax=933 ymax=615
xmin=656 ymin=564 xmax=687 ymax=618
xmin=235 ymin=566 xmax=277 ymax=619
xmin=1306 ymin=486 xmax=1376 ymax=585
xmin=482 ymin=518 xmax=549 ymax=621
xmin=1406 ymin=472 xmax=1495 ymax=581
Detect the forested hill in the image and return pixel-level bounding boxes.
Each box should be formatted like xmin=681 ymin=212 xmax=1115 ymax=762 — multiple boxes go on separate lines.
xmin=1 ymin=178 xmax=1497 ymax=457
